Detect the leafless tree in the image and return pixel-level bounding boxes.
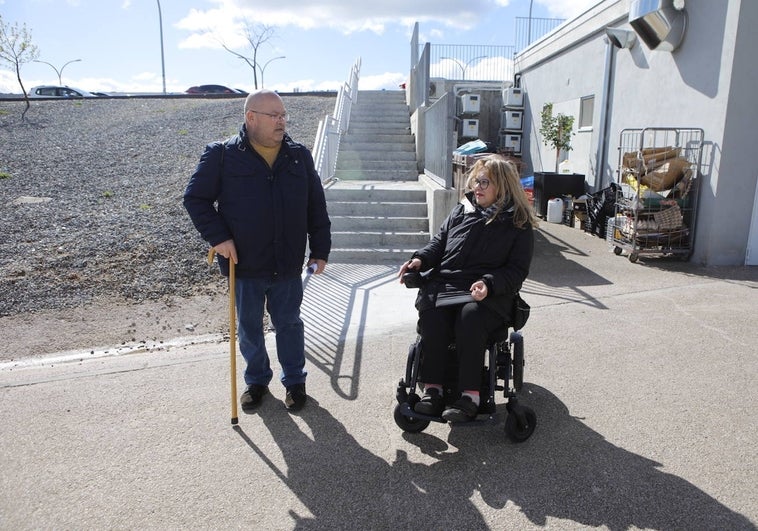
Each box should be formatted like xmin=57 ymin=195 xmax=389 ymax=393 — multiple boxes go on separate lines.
xmin=0 ymin=14 xmax=40 ymax=121
xmin=221 ymin=22 xmax=276 ymax=90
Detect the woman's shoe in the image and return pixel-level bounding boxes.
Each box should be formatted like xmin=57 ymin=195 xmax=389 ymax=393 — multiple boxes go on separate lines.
xmin=441 ymin=395 xmax=478 ymax=423
xmin=413 ymin=388 xmax=444 ymax=416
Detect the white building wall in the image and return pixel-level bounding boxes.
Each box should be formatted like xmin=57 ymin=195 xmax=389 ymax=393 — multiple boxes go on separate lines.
xmin=516 ymin=0 xmax=758 ymax=266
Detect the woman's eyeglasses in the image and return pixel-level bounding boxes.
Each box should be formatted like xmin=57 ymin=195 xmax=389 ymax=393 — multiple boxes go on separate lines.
xmin=473 ymin=178 xmax=491 ymax=190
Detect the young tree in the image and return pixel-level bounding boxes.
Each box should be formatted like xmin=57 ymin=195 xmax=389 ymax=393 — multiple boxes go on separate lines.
xmin=221 ymin=22 xmax=276 ymax=90
xmin=0 ymin=15 xmax=40 ymax=121
xmin=540 ymin=102 xmax=575 ymax=172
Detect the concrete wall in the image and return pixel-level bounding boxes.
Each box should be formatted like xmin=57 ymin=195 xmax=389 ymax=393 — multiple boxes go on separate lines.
xmin=420 ymin=174 xmax=458 ymax=235
xmin=707 ymin=0 xmax=758 ymax=265
xmin=515 ymin=0 xmax=758 ymax=265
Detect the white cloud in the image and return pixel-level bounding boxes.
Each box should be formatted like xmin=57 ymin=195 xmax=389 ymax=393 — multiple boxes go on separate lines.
xmin=359 ymin=71 xmax=407 ymax=90
xmin=174 ymin=0 xmax=602 ymax=54
xmin=177 ymin=0 xmax=506 ymax=51
xmin=0 ymin=71 xmax=20 ymax=94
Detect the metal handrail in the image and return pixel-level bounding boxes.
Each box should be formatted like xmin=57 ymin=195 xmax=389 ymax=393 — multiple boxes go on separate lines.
xmin=314 ymin=58 xmax=361 ymax=183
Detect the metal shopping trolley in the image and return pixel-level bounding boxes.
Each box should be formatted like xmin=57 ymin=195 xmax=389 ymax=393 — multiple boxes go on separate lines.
xmin=609 ymin=128 xmax=704 ymax=263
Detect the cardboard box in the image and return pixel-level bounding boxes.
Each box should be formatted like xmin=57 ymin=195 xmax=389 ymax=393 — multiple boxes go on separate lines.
xmin=573 ymin=198 xmax=588 ymax=214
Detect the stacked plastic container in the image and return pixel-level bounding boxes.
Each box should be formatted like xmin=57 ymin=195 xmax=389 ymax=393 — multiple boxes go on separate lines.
xmin=499 ymin=87 xmax=524 ymax=156
xmin=458 ymin=93 xmax=481 ymax=140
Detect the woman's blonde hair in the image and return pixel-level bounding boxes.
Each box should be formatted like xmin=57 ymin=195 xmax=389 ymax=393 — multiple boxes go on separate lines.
xmin=464 ymin=155 xmax=539 ymax=229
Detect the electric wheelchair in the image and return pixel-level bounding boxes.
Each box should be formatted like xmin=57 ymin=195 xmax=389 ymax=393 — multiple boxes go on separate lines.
xmin=393 ymin=271 xmax=536 ymax=442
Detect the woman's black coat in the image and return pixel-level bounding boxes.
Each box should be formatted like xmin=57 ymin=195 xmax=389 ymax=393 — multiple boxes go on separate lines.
xmin=412 ymin=192 xmax=533 ymax=320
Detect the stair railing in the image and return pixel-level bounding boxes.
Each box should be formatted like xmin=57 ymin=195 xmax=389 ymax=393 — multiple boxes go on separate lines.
xmin=314 ymin=57 xmax=361 ymax=183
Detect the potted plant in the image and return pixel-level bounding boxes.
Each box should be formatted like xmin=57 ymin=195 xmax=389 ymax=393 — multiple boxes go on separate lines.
xmin=539 ymin=102 xmax=575 ymax=172
xmin=533 ymin=103 xmax=584 ymax=218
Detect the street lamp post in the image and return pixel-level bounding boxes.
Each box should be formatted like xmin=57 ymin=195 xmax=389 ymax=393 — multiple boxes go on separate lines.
xmin=156 ymin=0 xmax=166 ymax=94
xmin=34 ymin=59 xmax=82 ymax=86
xmin=260 ymin=56 xmax=285 ymax=89
xmin=440 ymin=56 xmax=487 ymax=80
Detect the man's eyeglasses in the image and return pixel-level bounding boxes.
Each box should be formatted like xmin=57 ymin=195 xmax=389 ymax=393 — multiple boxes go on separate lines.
xmin=248 ymin=109 xmax=290 ymax=121
xmin=473 ymin=178 xmax=491 ymax=190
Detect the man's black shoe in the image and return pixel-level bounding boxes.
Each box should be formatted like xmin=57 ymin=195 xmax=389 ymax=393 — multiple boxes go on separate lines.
xmin=240 ymin=384 xmax=269 ymax=412
xmin=285 ymin=383 xmax=307 ymax=411
xmin=441 ymin=395 xmax=478 ymax=423
xmin=413 ymin=387 xmax=444 ymax=417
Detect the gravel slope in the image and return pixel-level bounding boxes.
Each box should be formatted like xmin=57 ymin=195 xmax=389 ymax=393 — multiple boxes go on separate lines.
xmin=0 ymin=95 xmax=336 ymax=320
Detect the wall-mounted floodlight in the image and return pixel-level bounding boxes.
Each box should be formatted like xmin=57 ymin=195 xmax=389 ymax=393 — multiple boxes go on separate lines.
xmin=606 ymin=28 xmax=637 ymax=49
xmin=629 ymin=0 xmax=686 ymax=52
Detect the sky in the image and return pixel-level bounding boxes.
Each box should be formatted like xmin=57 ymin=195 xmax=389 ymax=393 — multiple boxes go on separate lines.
xmin=0 ymin=0 xmax=600 ymax=95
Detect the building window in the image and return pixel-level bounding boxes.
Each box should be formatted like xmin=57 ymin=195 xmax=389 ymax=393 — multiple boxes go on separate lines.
xmin=579 ymin=96 xmax=594 ymax=129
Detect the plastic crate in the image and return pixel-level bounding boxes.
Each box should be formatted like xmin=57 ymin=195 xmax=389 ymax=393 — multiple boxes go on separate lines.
xmin=501 ymin=110 xmax=523 ymax=130
xmin=502 ymin=87 xmax=524 ymax=107
xmin=461 ymin=119 xmax=479 ymax=138
xmin=461 ymin=94 xmax=481 ymax=113
xmin=498 ymin=132 xmax=522 ymax=154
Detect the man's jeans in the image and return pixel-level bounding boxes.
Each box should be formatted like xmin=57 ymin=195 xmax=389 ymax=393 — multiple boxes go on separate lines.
xmin=235 ymin=275 xmax=307 ymax=389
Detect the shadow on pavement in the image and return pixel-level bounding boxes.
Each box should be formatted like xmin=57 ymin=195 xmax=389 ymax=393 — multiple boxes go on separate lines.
xmin=401 ymin=383 xmax=754 ymax=529
xmin=525 ymin=228 xmax=612 ymax=310
xmin=232 ymin=385 xmax=752 ymax=529
xmin=234 ymin=398 xmax=488 ymax=528
xmin=301 ymin=263 xmax=401 ymax=400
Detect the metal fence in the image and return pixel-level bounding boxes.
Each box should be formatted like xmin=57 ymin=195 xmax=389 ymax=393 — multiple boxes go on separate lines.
xmin=424 ymin=92 xmax=456 ymax=187
xmin=514 ymin=16 xmax=566 ymax=52
xmin=424 ymin=44 xmax=516 ymax=83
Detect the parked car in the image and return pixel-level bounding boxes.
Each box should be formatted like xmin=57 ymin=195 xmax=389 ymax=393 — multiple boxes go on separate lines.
xmin=28 ymin=85 xmax=98 ymax=98
xmin=185 ymin=84 xmax=236 ymax=94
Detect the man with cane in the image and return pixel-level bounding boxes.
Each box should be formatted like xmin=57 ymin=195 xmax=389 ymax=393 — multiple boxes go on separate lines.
xmin=184 ymin=90 xmax=331 ymax=415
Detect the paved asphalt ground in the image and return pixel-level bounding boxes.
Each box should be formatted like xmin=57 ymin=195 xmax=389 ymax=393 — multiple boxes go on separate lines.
xmin=1 ymin=220 xmax=756 ymax=530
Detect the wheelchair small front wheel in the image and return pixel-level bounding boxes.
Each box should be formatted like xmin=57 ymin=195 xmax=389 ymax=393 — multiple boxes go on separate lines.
xmin=393 ymin=403 xmax=430 ymax=433
xmin=504 ymin=405 xmax=536 ymax=443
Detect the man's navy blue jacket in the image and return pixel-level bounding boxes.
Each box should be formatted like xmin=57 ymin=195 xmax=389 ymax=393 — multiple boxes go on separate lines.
xmin=183 ymin=125 xmax=331 ymax=279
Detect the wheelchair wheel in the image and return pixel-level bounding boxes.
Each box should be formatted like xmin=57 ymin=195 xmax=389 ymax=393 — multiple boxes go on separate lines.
xmin=504 ymin=405 xmax=536 ymax=442
xmin=393 ymin=403 xmax=430 ymax=433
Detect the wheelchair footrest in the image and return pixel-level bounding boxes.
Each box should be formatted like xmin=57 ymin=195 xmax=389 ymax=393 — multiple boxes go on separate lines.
xmin=398 ymin=402 xmax=447 ymax=424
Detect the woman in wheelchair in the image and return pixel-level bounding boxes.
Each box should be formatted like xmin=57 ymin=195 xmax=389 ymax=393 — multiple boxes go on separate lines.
xmin=398 ymin=155 xmax=537 ymax=422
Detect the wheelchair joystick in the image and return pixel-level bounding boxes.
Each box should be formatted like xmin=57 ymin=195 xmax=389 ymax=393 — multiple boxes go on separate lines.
xmin=402 ymin=271 xmax=423 ymax=289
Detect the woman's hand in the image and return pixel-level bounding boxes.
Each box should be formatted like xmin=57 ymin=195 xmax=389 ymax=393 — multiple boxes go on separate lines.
xmin=470 ymin=279 xmax=489 ymax=301
xmin=398 ymin=257 xmax=422 ymax=283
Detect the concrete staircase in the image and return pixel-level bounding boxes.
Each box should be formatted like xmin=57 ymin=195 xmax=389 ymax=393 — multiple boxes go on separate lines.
xmin=325 ymin=90 xmax=430 ymax=264
xmin=333 ymin=90 xmax=418 ymax=182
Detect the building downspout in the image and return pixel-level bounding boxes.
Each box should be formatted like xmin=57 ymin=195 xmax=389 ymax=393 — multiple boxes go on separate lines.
xmin=595 ymin=36 xmax=615 ymax=190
